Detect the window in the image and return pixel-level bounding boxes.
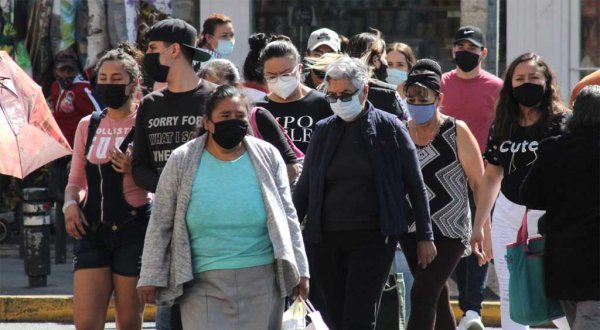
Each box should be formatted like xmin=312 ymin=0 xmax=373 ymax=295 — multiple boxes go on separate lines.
xmin=253 ymin=0 xmax=462 ymax=72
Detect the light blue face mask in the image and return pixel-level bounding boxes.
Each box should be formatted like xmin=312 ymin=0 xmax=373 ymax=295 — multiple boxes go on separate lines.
xmin=331 ymin=93 xmax=363 ymax=121
xmin=386 ymin=69 xmax=408 ymax=86
xmin=407 ymin=102 xmax=437 ymax=124
xmin=216 ymin=39 xmax=235 ymax=56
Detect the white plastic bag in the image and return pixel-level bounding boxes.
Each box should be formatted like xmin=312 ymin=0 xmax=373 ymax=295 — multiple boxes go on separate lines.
xmin=282 ymin=297 xmax=307 ymax=330
xmin=305 ymin=299 xmax=329 ymax=330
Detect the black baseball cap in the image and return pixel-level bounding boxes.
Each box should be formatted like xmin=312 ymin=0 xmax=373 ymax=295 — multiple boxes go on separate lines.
xmin=146 ymin=18 xmax=211 ymax=62
xmin=454 ymin=25 xmax=485 ymax=48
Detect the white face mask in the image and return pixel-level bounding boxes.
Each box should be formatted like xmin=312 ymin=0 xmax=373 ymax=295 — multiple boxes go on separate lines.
xmin=267 ymin=76 xmax=299 ymax=100
xmin=330 ymin=93 xmax=363 ymax=121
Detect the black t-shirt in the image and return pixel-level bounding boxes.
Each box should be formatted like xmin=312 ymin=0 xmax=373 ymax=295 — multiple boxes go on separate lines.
xmin=483 ymin=113 xmax=568 ymax=204
xmin=253 ymin=107 xmax=297 ymax=164
xmin=132 ymin=80 xmax=217 ymax=192
xmin=323 ymin=114 xmax=379 ymax=230
xmin=255 ymin=90 xmax=333 ymax=153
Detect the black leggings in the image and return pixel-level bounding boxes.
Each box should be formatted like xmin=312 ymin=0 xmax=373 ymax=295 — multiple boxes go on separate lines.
xmin=400 ymin=234 xmax=465 ymax=330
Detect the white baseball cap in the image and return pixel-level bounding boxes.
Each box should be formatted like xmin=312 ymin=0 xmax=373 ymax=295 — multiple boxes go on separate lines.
xmin=307 ymin=28 xmax=341 ymax=53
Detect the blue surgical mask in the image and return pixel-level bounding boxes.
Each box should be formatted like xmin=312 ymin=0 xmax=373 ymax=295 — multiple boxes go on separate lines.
xmin=407 ymin=103 xmax=437 ymax=124
xmin=386 ymin=69 xmax=408 ymax=86
xmin=216 ymin=39 xmax=235 ymax=56
xmin=331 ymin=93 xmax=363 ymax=121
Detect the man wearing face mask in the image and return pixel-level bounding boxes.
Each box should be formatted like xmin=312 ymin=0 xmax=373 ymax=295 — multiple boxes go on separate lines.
xmin=131 ymin=18 xmax=215 ymax=330
xmin=50 ymin=50 xmax=101 ymax=149
xmin=440 ymin=25 xmax=503 ymax=330
xmin=293 ymin=56 xmax=436 ymax=330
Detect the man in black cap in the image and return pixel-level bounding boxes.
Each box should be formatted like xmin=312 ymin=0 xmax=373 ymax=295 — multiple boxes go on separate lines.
xmin=441 ymin=25 xmax=503 ymax=330
xmin=133 ymin=18 xmax=215 ymax=330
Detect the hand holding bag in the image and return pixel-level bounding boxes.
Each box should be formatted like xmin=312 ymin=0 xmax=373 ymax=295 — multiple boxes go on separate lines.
xmin=282 ymin=297 xmax=307 ymax=330
xmin=505 ymin=211 xmax=564 ymax=325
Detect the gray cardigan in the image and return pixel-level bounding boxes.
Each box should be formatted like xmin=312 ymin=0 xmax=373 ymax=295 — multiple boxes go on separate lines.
xmin=137 ymin=134 xmax=309 ymax=306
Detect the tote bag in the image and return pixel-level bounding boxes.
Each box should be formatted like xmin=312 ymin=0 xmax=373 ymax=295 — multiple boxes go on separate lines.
xmin=506 ymin=212 xmax=564 ymax=325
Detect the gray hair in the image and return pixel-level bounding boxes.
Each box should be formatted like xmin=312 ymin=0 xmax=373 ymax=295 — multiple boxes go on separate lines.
xmin=568 ymin=85 xmax=600 ymax=131
xmin=199 ymin=59 xmax=240 ymax=85
xmin=324 ymin=55 xmax=369 ymax=91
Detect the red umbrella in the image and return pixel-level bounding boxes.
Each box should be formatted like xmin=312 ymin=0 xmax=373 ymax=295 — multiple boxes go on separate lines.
xmin=0 ymin=51 xmax=71 ymax=179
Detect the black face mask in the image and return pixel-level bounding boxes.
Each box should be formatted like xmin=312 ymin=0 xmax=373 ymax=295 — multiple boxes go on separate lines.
xmin=96 ymin=84 xmax=130 ymax=109
xmin=454 ymin=51 xmax=481 ymax=72
xmin=143 ymin=52 xmax=170 ymax=83
xmin=211 ymin=119 xmax=249 ymax=149
xmin=513 ymin=83 xmax=545 ymax=107
xmin=374 ymin=63 xmax=388 ymax=81
xmin=58 ymin=77 xmax=75 ymax=90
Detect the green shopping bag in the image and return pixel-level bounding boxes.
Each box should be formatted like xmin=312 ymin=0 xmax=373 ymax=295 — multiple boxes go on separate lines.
xmin=505 ymin=212 xmax=564 ymax=325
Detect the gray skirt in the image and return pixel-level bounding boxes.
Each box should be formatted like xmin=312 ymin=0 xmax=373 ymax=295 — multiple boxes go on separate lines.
xmin=179 ymin=263 xmax=284 ymax=330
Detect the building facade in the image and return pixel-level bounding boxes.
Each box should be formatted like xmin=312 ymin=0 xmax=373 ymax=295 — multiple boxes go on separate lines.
xmin=197 ymin=0 xmax=597 ymax=99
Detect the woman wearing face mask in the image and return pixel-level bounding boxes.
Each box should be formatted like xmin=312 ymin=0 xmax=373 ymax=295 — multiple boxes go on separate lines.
xmin=197 ymin=58 xmax=301 ymax=183
xmin=293 ymin=56 xmax=436 ymax=330
xmin=471 ymin=53 xmax=569 ymax=330
xmin=256 ymin=40 xmax=333 ymax=154
xmin=402 ymin=59 xmax=484 ymax=330
xmin=137 ymin=85 xmax=309 ymax=330
xmin=197 ymin=13 xmax=235 ymax=59
xmin=63 ymin=47 xmax=151 ymax=329
xmin=346 ymin=31 xmax=409 ymax=120
xmin=386 ymin=42 xmax=416 ymax=98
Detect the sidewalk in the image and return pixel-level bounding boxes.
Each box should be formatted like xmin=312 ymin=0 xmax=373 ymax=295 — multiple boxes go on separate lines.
xmin=0 ymin=235 xmax=157 ymax=323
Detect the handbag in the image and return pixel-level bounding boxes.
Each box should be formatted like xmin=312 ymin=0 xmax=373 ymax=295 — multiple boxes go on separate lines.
xmin=505 ymin=211 xmax=564 ymax=325
xmin=375 ymin=273 xmax=406 ymax=330
xmin=249 ymin=107 xmax=305 ymax=159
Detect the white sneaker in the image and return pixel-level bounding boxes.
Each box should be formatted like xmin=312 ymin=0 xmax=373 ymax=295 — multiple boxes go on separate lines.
xmin=457 ymin=310 xmax=485 ymax=330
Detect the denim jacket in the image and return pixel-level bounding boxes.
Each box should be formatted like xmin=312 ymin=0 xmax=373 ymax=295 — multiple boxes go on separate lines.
xmin=293 ymin=102 xmax=434 ymax=243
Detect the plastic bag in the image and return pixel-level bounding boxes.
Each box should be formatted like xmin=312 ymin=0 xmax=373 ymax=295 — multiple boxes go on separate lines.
xmin=282 ymin=297 xmax=306 ymax=330
xmin=305 ymin=299 xmax=329 ymax=330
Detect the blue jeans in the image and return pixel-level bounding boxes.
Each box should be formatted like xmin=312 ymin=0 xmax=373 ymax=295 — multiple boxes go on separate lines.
xmin=453 ymin=252 xmax=488 ymax=315
xmin=155 ymin=306 xmax=171 ymax=330
xmin=155 ymin=304 xmax=182 ymax=330
xmin=394 ymin=249 xmax=413 ymax=318
xmin=452 ymin=188 xmax=488 ymax=316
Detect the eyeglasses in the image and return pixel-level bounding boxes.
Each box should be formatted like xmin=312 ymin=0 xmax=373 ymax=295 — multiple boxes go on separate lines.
xmin=264 ymin=66 xmax=300 ymax=84
xmin=325 ymin=88 xmax=360 ymax=103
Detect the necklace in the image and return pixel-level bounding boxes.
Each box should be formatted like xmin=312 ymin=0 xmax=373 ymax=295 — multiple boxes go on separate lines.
xmin=411 ymin=118 xmax=443 ymax=148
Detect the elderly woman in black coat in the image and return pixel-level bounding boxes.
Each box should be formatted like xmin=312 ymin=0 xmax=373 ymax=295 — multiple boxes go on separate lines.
xmin=520 ymin=85 xmax=600 ymax=329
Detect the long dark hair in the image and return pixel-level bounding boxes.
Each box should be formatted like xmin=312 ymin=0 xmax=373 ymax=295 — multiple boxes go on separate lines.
xmin=568 ymin=85 xmax=600 ymax=132
xmin=493 ymin=52 xmax=567 ymax=140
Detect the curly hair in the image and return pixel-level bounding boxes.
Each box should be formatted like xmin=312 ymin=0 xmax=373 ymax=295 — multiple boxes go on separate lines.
xmin=94 ymin=45 xmax=141 ymax=81
xmin=493 ymin=52 xmax=567 ymax=140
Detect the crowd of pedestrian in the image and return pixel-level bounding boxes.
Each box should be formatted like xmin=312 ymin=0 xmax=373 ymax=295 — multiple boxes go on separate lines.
xmin=42 ymin=11 xmax=599 ymax=330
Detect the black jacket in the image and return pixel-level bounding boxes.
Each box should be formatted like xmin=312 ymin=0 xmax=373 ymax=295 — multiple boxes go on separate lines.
xmin=367 ymin=80 xmax=408 ymax=121
xmin=520 ymin=128 xmax=600 ymax=301
xmin=293 ymin=102 xmax=433 ymax=244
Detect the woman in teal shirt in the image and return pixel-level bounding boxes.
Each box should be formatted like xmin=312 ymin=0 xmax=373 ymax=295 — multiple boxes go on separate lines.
xmin=137 ymin=85 xmax=310 ymax=330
